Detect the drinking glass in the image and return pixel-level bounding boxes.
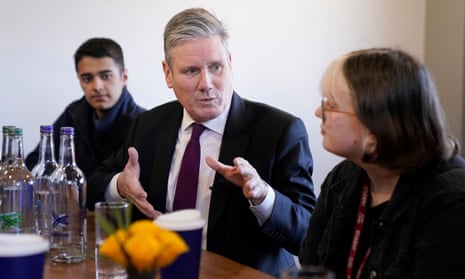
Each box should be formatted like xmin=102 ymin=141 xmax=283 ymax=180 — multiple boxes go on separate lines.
xmin=94 ymin=201 xmax=130 ymax=279
xmin=280 ymin=265 xmax=335 ymax=279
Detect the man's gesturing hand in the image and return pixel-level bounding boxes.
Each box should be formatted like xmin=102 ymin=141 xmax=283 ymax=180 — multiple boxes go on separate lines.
xmin=117 ymin=147 xmax=161 ymax=219
xmin=205 ymin=156 xmax=268 ymax=205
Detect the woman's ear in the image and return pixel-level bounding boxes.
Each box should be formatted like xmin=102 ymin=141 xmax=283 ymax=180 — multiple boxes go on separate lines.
xmin=364 ymin=130 xmax=377 ymax=155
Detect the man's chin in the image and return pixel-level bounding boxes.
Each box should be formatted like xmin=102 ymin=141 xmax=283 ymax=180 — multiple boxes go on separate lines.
xmin=90 ymin=102 xmax=112 ymax=111
xmin=191 ymin=110 xmax=223 ymax=122
xmin=91 ymin=104 xmax=112 ymax=117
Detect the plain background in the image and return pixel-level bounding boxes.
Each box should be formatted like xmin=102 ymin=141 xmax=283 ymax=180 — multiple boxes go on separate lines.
xmin=0 ymin=0 xmax=426 ymax=194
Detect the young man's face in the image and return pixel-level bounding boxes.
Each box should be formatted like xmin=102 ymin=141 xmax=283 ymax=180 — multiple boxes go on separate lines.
xmin=77 ymin=56 xmax=127 ymax=118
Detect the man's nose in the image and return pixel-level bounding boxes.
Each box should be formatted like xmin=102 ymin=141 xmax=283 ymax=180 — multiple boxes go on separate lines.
xmin=92 ymin=77 xmax=104 ymax=92
xmin=198 ymin=70 xmax=213 ymax=92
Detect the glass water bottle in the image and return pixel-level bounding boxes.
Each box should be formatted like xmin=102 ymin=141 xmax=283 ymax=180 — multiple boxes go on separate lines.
xmin=31 ymin=125 xmax=59 ymax=238
xmin=0 ymin=127 xmax=36 ymax=233
xmin=49 ymin=127 xmax=86 ymax=263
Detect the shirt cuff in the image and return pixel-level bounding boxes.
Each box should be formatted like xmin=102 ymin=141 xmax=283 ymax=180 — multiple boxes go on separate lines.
xmin=249 ymin=182 xmax=275 ymax=226
xmin=104 ymin=173 xmax=126 ymax=202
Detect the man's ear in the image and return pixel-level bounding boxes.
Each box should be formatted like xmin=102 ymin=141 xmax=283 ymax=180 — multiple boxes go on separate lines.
xmin=162 ymin=61 xmax=173 ymax=88
xmin=122 ymin=69 xmax=128 ymax=84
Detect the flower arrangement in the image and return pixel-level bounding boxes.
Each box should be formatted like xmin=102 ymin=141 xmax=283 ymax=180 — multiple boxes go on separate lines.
xmin=97 ymin=215 xmax=188 ymax=278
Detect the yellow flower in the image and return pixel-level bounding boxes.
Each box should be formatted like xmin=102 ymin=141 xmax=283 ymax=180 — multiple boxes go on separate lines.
xmin=124 ymin=233 xmax=161 ymax=272
xmin=129 ymin=220 xmax=162 ymax=236
xmin=99 ymin=229 xmax=129 ymax=266
xmin=98 ymin=217 xmax=188 ymax=274
xmin=155 ymin=230 xmax=189 ymax=268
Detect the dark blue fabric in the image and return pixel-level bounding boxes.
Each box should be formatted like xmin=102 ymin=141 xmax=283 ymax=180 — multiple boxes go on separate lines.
xmin=88 ymin=92 xmax=316 ymax=276
xmin=299 ymin=156 xmax=465 ymax=279
xmin=26 ymin=87 xmax=145 ymax=180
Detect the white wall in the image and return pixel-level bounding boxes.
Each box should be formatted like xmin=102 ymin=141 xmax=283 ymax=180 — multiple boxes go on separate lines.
xmin=0 ymin=0 xmax=426 ymax=194
xmin=425 ymin=0 xmax=465 ymax=156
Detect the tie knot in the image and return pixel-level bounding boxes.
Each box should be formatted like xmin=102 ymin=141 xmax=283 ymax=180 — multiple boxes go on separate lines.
xmin=191 ymin=123 xmax=206 ymax=140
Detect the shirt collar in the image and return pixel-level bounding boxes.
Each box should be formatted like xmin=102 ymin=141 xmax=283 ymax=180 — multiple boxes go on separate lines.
xmin=180 ymin=106 xmax=230 ymax=135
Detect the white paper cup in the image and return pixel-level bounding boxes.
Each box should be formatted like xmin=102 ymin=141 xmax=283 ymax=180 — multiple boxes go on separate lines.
xmin=155 ymin=209 xmax=205 ymax=279
xmin=0 ymin=233 xmax=49 ymax=279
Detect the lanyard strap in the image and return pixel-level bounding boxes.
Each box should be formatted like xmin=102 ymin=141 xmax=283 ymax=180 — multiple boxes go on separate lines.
xmin=346 ymin=179 xmax=370 ymax=279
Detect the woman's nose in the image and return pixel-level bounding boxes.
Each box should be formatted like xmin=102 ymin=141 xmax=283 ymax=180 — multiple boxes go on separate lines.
xmin=315 ymin=106 xmax=323 ymax=119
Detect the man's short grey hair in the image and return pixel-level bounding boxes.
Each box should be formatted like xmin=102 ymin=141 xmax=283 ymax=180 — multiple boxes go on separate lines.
xmin=163 ymin=8 xmax=229 ymax=66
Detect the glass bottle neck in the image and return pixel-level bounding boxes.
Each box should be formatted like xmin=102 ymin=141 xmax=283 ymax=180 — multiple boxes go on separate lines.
xmin=58 ymin=134 xmax=76 ymax=166
xmin=1 ymin=133 xmax=9 ymax=164
xmin=7 ymin=134 xmax=26 ymax=166
xmin=38 ymin=132 xmax=56 ymax=164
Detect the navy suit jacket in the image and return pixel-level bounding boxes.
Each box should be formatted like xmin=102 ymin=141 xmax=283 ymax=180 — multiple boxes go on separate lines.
xmin=88 ymin=92 xmax=316 ymax=276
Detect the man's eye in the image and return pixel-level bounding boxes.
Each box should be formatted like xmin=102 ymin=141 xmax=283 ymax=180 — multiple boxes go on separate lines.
xmin=184 ymin=68 xmax=199 ymax=76
xmin=209 ymin=63 xmax=222 ymax=73
xmin=100 ymin=73 xmax=111 ymax=80
xmin=80 ymin=76 xmax=92 ymax=83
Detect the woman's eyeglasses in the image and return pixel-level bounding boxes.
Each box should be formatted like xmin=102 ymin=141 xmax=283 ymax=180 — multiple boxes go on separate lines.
xmin=321 ymin=96 xmax=355 ymax=122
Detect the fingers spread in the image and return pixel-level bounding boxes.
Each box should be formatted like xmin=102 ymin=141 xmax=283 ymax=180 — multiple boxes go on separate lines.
xmin=205 ymin=156 xmax=220 ymax=170
xmin=127 ymin=147 xmax=139 ymax=169
xmin=133 ymin=198 xmax=161 ymax=219
xmin=206 ymin=155 xmax=233 ymax=173
xmin=131 ymin=186 xmax=148 ymax=200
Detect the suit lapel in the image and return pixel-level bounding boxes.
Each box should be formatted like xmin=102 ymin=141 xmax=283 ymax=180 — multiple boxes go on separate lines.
xmin=208 ymin=93 xmax=251 ymax=228
xmin=146 ymin=105 xmax=183 ymax=212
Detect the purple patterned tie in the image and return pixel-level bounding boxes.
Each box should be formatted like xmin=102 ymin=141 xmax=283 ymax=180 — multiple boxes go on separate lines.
xmin=173 ymin=123 xmax=206 ymax=210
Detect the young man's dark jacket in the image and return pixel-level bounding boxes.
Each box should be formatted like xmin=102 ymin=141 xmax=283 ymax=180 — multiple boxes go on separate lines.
xmin=26 ymin=87 xmax=145 ymax=179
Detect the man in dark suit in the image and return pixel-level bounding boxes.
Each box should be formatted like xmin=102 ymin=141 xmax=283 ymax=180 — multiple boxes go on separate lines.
xmin=87 ymin=8 xmax=315 ymax=276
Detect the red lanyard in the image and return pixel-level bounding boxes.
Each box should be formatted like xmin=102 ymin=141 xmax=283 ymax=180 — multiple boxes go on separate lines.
xmin=346 ymin=179 xmax=371 ymax=279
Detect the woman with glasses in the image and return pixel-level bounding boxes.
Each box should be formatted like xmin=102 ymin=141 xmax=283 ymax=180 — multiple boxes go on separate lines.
xmin=299 ymin=47 xmax=465 ymax=279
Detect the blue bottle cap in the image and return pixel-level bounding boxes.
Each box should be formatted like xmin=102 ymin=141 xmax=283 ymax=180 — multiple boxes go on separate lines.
xmin=60 ymin=127 xmax=74 ymax=136
xmin=40 ymin=125 xmax=53 ymax=134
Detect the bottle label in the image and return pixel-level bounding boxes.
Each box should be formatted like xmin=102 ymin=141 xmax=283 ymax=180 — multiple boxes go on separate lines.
xmin=52 ymin=211 xmax=70 ymax=229
xmin=0 ymin=212 xmax=22 ymax=231
xmin=51 ymin=212 xmax=70 ymax=237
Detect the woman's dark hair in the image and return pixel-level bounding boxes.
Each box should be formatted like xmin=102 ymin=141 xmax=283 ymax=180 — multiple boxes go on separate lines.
xmin=343 ymin=48 xmax=457 ymax=171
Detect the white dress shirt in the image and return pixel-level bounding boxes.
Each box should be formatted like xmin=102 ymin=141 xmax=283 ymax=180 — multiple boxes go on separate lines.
xmin=105 ymin=107 xmax=275 ymax=247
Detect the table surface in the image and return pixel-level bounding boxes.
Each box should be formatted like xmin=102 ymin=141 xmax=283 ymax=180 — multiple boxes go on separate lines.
xmin=43 ymin=212 xmax=275 ymax=279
